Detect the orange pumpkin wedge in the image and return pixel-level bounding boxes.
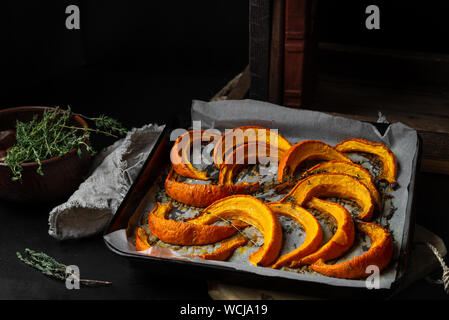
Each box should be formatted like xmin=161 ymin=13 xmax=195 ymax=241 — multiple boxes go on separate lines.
xmin=278 ymin=140 xmax=351 ymax=182
xmin=135 ymin=227 xmax=152 ymax=251
xmin=189 ymin=195 xmax=283 ymax=267
xmin=170 ymin=130 xmax=221 ymax=180
xmin=311 ymin=221 xmax=393 ymax=279
xmin=267 ymin=202 xmax=322 ymax=269
xmin=165 ymin=169 xmax=259 ymax=208
xmin=136 ymin=217 xmax=246 ymax=259
xmin=147 ymin=202 xmax=245 ymax=245
xmin=304 ymin=160 xmax=381 ymax=210
xmin=190 ymin=237 xmax=248 ymax=261
xmin=290 ymin=198 xmax=355 ymax=267
xmin=213 ymin=126 xmax=291 ymax=168
xmin=281 ymin=173 xmax=375 ymax=221
xmin=335 ymin=138 xmax=398 ymax=184
xmin=219 ymin=142 xmax=278 ymax=185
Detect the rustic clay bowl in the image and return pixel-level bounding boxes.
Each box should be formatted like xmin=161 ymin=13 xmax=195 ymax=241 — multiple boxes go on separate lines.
xmin=0 ymin=106 xmax=92 ymax=204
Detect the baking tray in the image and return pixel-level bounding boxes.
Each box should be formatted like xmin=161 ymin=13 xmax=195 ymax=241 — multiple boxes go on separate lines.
xmin=103 ymin=116 xmax=421 ymax=298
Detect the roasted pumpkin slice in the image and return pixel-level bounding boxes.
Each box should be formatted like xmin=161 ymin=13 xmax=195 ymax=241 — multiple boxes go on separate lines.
xmin=147 ymin=202 xmax=245 ymax=245
xmin=267 ymin=202 xmax=322 ymax=269
xmin=135 ymin=227 xmax=151 ymax=251
xmin=219 ymin=142 xmax=278 ymax=185
xmin=213 ymin=126 xmax=291 ymax=168
xmin=170 ymin=130 xmax=221 ymax=180
xmin=290 ymin=198 xmax=355 ymax=267
xmin=190 ymin=237 xmax=248 ymax=261
xmin=136 ymin=224 xmax=245 ymax=261
xmin=311 ymin=221 xmax=393 ymax=279
xmin=278 ymin=140 xmax=351 ymax=182
xmin=304 ymin=160 xmax=381 ymax=210
xmin=335 ymin=138 xmax=398 ymax=184
xmin=189 ymin=195 xmax=283 ymax=267
xmin=281 ymin=173 xmax=375 ymax=221
xmin=165 ymin=169 xmax=259 ymax=208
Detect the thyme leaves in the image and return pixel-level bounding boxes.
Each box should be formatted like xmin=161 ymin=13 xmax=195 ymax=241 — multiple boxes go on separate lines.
xmin=16 ymin=248 xmax=112 ymax=286
xmin=4 ymin=107 xmax=126 ymax=181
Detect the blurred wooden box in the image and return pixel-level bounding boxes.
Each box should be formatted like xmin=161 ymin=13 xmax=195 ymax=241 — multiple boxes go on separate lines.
xmin=213 ymin=54 xmax=449 ymax=175
xmin=244 ymin=0 xmax=449 ymax=175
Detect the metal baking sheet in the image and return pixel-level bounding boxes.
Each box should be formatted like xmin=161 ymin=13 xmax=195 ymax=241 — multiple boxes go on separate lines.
xmin=104 ymin=99 xmax=419 ymax=291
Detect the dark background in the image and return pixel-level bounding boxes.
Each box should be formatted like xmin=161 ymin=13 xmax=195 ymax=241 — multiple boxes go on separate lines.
xmin=0 ymin=1 xmax=449 ymax=300
xmin=318 ymin=1 xmax=449 ymax=54
xmin=1 ymin=1 xmax=448 ymax=125
xmin=0 ymin=1 xmax=250 ymax=127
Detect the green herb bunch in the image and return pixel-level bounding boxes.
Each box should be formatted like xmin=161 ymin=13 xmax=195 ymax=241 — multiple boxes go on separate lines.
xmin=5 ymin=106 xmax=126 ymax=181
xmin=17 ymin=248 xmax=111 ymax=286
xmin=17 ymin=248 xmax=68 ymax=281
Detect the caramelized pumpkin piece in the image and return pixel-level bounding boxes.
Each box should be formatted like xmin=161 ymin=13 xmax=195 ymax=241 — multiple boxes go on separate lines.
xmin=147 ymin=202 xmax=245 ymax=245
xmin=219 ymin=142 xmax=278 ymax=185
xmin=278 ymin=140 xmax=351 ymax=182
xmin=213 ymin=126 xmax=291 ymax=168
xmin=190 ymin=237 xmax=248 ymax=261
xmin=135 ymin=227 xmax=151 ymax=251
xmin=290 ymin=198 xmax=355 ymax=267
xmin=137 ymin=224 xmax=246 ymax=260
xmin=335 ymin=138 xmax=398 ymax=184
xmin=304 ymin=160 xmax=381 ymax=210
xmin=165 ymin=169 xmax=258 ymax=208
xmin=311 ymin=221 xmax=393 ymax=279
xmin=189 ymin=195 xmax=283 ymax=267
xmin=267 ymin=202 xmax=322 ymax=269
xmin=170 ymin=130 xmax=221 ymax=180
xmin=281 ymin=173 xmax=375 ymax=221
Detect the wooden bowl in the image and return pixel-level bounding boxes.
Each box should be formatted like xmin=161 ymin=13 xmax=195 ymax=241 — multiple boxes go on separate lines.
xmin=0 ymin=106 xmax=92 ymax=204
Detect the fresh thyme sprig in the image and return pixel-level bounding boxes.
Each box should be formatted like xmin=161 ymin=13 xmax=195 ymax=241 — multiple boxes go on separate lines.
xmin=16 ymin=248 xmax=112 ymax=286
xmin=4 ymin=106 xmax=126 ymax=181
xmin=17 ymin=248 xmax=67 ymax=280
xmin=74 ymin=113 xmax=128 ymax=137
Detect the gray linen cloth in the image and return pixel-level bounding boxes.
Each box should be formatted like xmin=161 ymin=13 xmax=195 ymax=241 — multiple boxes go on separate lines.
xmin=48 ymin=123 xmax=165 ymax=240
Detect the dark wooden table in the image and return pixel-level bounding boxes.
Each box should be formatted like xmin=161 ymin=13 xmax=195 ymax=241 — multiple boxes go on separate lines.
xmin=0 ymin=67 xmax=448 ymax=300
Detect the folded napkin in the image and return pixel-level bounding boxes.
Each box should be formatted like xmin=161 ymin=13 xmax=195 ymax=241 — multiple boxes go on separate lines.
xmin=48 ymin=124 xmax=165 ymax=240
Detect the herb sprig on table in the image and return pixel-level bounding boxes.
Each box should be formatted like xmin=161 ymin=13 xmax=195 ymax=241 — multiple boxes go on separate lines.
xmin=5 ymin=106 xmax=126 ymax=181
xmin=17 ymin=248 xmax=112 ymax=286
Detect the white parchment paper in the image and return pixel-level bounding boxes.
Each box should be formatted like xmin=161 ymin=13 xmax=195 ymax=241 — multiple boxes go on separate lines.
xmin=104 ymin=99 xmax=419 ymax=289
